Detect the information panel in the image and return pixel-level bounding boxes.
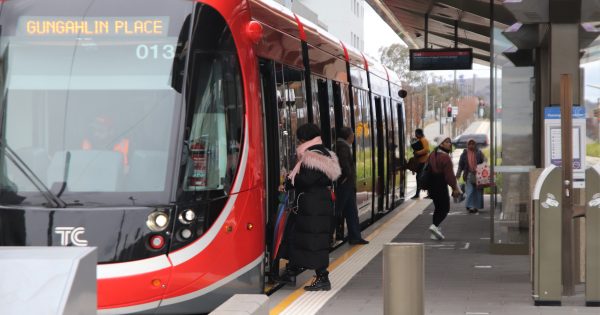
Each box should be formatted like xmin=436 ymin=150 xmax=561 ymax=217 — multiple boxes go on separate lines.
xmin=409 ymin=48 xmax=473 ymax=71
xmin=544 ymin=107 xmax=587 ymax=188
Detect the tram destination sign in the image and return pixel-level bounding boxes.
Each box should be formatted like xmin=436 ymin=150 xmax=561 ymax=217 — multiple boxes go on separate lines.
xmin=409 ymin=48 xmax=473 ymax=71
xmin=19 ymin=16 xmax=169 ymax=37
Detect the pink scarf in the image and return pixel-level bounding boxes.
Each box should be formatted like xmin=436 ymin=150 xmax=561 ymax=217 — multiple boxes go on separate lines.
xmin=288 ymin=136 xmax=323 ymax=185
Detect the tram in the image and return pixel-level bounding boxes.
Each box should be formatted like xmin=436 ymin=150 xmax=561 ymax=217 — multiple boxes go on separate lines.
xmin=0 ymin=0 xmax=407 ymax=313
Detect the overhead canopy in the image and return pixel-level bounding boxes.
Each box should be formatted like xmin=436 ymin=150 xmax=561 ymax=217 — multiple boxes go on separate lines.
xmin=366 ymin=0 xmax=600 ymax=65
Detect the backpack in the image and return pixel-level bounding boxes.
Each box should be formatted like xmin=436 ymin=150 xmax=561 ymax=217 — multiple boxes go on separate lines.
xmin=418 ymin=151 xmax=437 ymax=191
xmin=418 ymin=162 xmax=432 ymax=191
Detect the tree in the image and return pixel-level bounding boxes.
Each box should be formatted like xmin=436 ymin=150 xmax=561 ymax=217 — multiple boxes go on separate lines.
xmin=379 ymin=43 xmax=425 ymax=88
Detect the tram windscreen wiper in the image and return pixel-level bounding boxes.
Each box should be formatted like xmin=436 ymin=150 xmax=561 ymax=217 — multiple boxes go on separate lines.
xmin=0 ymin=139 xmax=67 ymax=208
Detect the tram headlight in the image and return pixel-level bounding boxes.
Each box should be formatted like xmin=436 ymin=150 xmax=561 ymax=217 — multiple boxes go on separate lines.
xmin=147 ymin=211 xmax=169 ymax=232
xmin=180 ymin=228 xmax=193 ymax=240
xmin=178 ymin=209 xmax=196 ymax=224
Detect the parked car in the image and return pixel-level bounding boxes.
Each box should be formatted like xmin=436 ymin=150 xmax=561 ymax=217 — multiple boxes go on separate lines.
xmin=453 ymin=133 xmax=489 ymax=149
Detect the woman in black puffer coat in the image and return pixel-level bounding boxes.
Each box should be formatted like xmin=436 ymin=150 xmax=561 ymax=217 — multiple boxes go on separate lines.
xmin=283 ymin=123 xmax=341 ymax=291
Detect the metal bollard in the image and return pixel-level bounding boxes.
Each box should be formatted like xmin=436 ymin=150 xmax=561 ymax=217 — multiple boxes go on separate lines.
xmin=383 ymin=243 xmax=424 ymax=315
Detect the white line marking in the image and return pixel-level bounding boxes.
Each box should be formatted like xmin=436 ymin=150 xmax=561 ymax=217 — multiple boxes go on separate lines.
xmin=279 ymin=201 xmax=432 ymax=315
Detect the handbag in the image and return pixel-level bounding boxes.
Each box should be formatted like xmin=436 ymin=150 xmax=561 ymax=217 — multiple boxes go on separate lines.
xmin=410 ymin=138 xmax=424 ymax=151
xmin=476 ymin=163 xmax=491 ymax=187
xmin=406 ymin=156 xmax=420 ymax=173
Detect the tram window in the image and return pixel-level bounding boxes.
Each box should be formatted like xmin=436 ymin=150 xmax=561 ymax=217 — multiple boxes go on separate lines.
xmin=360 ymin=89 xmax=371 ymax=178
xmin=311 ymin=75 xmax=321 ymax=124
xmin=341 ymin=83 xmax=351 ymax=126
xmin=353 ymin=88 xmax=366 ymax=179
xmin=182 ymin=5 xmax=243 ymax=193
xmin=0 ymin=0 xmax=192 ymax=205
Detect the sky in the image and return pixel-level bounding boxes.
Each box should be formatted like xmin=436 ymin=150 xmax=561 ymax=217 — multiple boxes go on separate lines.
xmin=363 ymin=2 xmax=490 ymax=81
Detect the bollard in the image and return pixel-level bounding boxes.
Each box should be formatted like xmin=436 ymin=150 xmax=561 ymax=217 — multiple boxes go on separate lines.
xmin=383 ymin=243 xmax=424 ymax=315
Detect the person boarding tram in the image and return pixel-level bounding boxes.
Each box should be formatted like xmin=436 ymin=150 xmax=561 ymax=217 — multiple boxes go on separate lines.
xmin=279 ymin=123 xmax=341 ymax=291
xmin=335 ymin=127 xmax=368 ymax=245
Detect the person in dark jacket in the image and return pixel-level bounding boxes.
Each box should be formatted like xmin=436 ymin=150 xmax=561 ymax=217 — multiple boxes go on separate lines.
xmin=456 ymin=138 xmax=485 ymax=213
xmin=335 ymin=127 xmax=368 ymax=245
xmin=281 ymin=123 xmax=341 ymax=291
xmin=427 ymin=136 xmax=462 ymax=241
xmin=412 ymin=128 xmax=430 ymax=199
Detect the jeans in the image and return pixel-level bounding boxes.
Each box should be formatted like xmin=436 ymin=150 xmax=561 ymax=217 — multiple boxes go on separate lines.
xmin=465 ymin=179 xmax=484 ymax=209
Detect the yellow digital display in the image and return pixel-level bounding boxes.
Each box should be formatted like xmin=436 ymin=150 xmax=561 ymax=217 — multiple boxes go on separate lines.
xmin=20 ymin=17 xmax=168 ymax=36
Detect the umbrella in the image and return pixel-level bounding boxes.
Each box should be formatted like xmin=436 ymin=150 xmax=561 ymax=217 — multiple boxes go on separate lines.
xmin=272 ymin=192 xmax=289 ymax=261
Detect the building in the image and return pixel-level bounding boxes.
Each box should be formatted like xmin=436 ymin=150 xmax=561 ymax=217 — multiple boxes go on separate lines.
xmin=276 ymin=0 xmax=365 ymax=51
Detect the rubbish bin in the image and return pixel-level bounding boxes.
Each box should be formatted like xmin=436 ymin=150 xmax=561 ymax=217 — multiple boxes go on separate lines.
xmin=383 ymin=243 xmax=424 ymax=315
xmin=532 ymin=165 xmax=562 ymax=306
xmin=586 ymin=165 xmax=600 ymax=306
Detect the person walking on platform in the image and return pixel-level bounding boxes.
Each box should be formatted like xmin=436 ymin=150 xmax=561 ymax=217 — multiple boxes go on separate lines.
xmin=456 ymin=138 xmax=485 ymax=213
xmin=411 ymin=128 xmax=430 ymax=199
xmin=427 ymin=136 xmax=462 ymax=240
xmin=280 ymin=123 xmax=341 ymax=291
xmin=335 ymin=127 xmax=369 ymax=245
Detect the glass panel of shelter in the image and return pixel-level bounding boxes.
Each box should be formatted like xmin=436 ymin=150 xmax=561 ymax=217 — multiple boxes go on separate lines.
xmin=491 ymin=26 xmax=534 ymax=252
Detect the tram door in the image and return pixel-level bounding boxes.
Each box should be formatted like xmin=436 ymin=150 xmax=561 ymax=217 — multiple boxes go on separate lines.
xmin=373 ymin=96 xmax=385 ymax=214
xmin=386 ymin=98 xmax=401 ymax=209
xmin=383 ymin=97 xmax=392 ymax=210
xmin=259 ymin=60 xmax=308 ymax=271
xmin=314 ymin=77 xmax=346 ymax=243
xmin=313 ymin=76 xmax=335 ymax=148
xmin=331 ymin=81 xmax=350 ymax=241
xmin=396 ymin=102 xmax=406 ymax=199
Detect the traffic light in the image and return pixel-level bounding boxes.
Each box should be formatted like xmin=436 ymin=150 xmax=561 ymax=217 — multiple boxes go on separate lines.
xmin=447 ymin=106 xmax=452 ymax=118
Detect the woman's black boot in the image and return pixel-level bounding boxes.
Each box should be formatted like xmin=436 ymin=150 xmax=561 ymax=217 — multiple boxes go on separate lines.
xmin=304 ymin=270 xmax=331 ymax=291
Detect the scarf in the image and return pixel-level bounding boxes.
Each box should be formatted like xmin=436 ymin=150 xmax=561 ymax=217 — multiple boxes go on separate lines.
xmin=438 ymin=145 xmax=451 ymax=154
xmin=288 ymin=136 xmax=323 ymax=185
xmin=467 ymin=149 xmax=477 ymax=173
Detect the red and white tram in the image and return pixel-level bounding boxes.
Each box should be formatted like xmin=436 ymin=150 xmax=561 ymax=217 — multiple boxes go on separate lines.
xmin=0 ymin=0 xmax=406 ymax=313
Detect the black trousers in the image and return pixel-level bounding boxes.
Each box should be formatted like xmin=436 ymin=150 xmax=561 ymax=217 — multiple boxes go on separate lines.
xmin=414 ymin=162 xmax=425 ymax=195
xmin=335 ymin=181 xmax=362 ymax=241
xmin=429 ymin=174 xmax=450 ymax=227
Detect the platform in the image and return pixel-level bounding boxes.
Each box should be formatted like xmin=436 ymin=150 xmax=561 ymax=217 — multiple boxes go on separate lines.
xmin=268 ymin=196 xmax=598 ymax=315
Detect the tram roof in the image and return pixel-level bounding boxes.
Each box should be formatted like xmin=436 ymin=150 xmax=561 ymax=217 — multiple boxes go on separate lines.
xmin=367 ymin=0 xmax=600 ymax=66
xmin=249 ymin=0 xmax=397 ymax=84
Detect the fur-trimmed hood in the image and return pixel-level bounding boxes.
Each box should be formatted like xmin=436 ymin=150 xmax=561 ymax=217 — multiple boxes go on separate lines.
xmin=301 ymin=149 xmax=342 ymax=181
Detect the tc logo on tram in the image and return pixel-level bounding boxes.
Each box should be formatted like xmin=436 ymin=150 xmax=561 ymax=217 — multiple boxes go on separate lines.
xmin=55 ymin=227 xmax=88 ymax=246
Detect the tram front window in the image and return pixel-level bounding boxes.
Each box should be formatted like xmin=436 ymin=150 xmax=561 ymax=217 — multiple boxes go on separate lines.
xmin=0 ymin=0 xmax=193 ymax=206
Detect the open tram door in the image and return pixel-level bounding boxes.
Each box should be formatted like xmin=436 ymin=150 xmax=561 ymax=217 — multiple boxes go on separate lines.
xmin=385 ymin=97 xmax=405 ymax=209
xmin=373 ymin=96 xmax=385 ymax=214
xmin=314 ymin=76 xmax=348 ymax=245
xmin=259 ymin=60 xmax=307 ymax=281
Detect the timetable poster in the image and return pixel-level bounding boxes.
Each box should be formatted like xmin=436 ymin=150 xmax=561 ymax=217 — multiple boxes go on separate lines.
xmin=544 ymin=107 xmax=586 ymax=188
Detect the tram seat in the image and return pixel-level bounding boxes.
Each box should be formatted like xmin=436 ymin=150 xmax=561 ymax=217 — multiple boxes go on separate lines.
xmin=47 ymin=150 xmax=123 ymax=192
xmin=126 ymin=150 xmax=168 ymax=191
